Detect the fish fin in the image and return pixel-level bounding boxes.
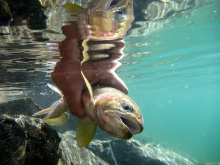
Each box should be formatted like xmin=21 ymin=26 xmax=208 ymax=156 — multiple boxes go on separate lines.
xmin=63 ymin=3 xmax=85 ymax=14
xmin=47 ymin=83 xmax=63 ymax=98
xmin=44 ymin=112 xmax=69 ymax=126
xmin=32 ymin=98 xmax=66 ymax=117
xmin=32 ymin=108 xmax=50 ymax=117
xmin=81 ymin=71 xmax=94 ymax=103
xmin=76 ymin=116 xmax=97 ymax=147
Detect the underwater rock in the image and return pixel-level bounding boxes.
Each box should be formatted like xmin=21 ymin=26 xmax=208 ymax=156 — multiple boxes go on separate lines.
xmin=0 ymin=114 xmax=107 ymax=165
xmin=0 ymin=114 xmax=60 ymax=165
xmin=0 ymin=98 xmax=41 ymax=116
xmin=0 ymin=0 xmax=46 ymax=28
xmin=87 ymin=139 xmax=165 ymax=165
xmin=143 ymin=143 xmax=197 ymax=165
xmin=0 ymin=0 xmax=12 ymax=26
xmin=87 ymin=139 xmax=197 ymax=165
xmin=59 ymin=131 xmax=108 ymax=165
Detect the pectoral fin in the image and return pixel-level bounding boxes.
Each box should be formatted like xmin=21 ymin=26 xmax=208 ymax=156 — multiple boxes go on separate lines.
xmin=76 ymin=116 xmax=97 ymax=147
xmin=44 ymin=112 xmax=69 ymax=126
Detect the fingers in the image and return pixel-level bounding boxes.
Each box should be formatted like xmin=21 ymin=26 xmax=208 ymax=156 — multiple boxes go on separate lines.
xmin=99 ymin=71 xmax=128 ymax=94
xmin=82 ymin=61 xmax=128 ymax=94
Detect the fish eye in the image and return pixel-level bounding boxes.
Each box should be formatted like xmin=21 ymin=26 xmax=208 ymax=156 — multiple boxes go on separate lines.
xmin=116 ymin=10 xmax=123 ymax=15
xmin=116 ymin=8 xmax=126 ymax=15
xmin=123 ymin=105 xmax=134 ymax=112
xmin=115 ymin=8 xmax=127 ymax=22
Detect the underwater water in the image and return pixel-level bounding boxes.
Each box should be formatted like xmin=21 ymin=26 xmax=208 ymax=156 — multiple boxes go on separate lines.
xmin=0 ymin=0 xmax=220 ymax=164
xmin=119 ymin=2 xmax=220 ymax=163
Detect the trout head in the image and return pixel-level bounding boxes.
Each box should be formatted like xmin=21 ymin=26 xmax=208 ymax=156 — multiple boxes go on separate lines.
xmin=83 ymin=89 xmax=144 ymax=139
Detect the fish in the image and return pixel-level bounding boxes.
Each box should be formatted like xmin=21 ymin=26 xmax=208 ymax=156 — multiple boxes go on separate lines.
xmin=32 ymin=74 xmax=144 ymax=147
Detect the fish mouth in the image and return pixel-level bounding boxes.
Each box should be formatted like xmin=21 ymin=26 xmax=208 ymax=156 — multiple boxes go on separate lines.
xmin=117 ymin=116 xmax=143 ymax=134
xmin=104 ymin=110 xmax=144 ymax=135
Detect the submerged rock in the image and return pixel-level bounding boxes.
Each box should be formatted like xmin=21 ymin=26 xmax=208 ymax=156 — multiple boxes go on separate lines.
xmin=87 ymin=139 xmax=165 ymax=165
xmin=59 ymin=131 xmax=108 ymax=165
xmin=87 ymin=139 xmax=197 ymax=165
xmin=0 ymin=114 xmax=107 ymax=165
xmin=0 ymin=98 xmax=41 ymax=116
xmin=0 ymin=114 xmax=60 ymax=165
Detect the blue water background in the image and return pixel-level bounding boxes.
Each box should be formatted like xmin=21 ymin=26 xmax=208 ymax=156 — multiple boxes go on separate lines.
xmin=119 ymin=2 xmax=220 ymax=163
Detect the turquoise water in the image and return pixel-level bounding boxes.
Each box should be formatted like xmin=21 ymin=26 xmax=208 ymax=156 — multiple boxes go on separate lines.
xmin=119 ymin=2 xmax=220 ymax=163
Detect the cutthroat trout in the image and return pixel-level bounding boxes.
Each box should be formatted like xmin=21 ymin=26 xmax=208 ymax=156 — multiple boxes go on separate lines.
xmin=33 ymin=80 xmax=144 ymax=147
